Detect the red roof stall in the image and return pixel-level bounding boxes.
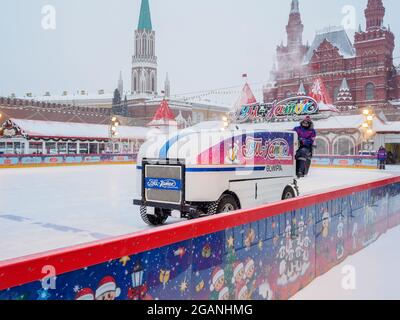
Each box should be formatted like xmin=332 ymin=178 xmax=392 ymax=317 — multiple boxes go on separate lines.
xmin=147 ymin=99 xmax=178 ymax=128
xmin=0 ymin=119 xmax=149 ymax=155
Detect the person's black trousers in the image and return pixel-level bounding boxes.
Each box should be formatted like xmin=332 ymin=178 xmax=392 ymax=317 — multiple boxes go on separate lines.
xmin=296 ymin=147 xmax=313 ymax=177
xmin=378 ymin=160 xmax=386 ymax=170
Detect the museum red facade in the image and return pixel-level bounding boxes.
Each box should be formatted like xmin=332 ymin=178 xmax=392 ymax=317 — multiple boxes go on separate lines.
xmin=264 ymin=0 xmax=400 ymax=118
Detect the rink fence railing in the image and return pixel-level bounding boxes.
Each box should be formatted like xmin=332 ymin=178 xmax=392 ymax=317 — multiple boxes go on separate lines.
xmin=0 ymin=176 xmax=399 ymax=300
xmin=0 ymin=153 xmax=378 ymax=169
xmin=0 ymin=153 xmax=137 ymax=168
xmin=312 ymin=155 xmax=378 ymax=169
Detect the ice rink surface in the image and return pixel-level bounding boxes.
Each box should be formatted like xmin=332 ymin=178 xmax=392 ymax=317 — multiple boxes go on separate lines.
xmin=1 ymin=164 xmax=399 ymax=299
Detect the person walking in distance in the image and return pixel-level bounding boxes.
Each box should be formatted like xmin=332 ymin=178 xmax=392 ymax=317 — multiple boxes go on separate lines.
xmin=377 ymin=146 xmax=388 ymax=170
xmin=294 ymin=116 xmax=316 ymax=178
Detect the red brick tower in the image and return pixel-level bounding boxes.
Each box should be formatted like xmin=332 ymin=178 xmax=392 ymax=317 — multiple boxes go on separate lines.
xmin=365 ymin=0 xmax=386 ymax=30
xmin=286 ymin=0 xmax=303 ymax=47
xmin=354 ymin=0 xmax=395 ymax=109
xmin=275 ymin=0 xmax=309 ymax=81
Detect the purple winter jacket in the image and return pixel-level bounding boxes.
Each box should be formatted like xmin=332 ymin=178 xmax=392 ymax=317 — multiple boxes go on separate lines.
xmin=377 ymin=148 xmax=387 ymax=161
xmin=294 ymin=126 xmax=317 ymax=148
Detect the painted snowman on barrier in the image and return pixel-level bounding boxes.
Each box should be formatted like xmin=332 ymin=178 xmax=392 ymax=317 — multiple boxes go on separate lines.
xmin=277 ymin=217 xmax=311 ymax=286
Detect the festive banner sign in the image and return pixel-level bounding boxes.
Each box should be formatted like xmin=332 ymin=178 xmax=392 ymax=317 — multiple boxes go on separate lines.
xmin=234 ymin=97 xmax=319 ymax=124
xmin=273 ymin=97 xmax=319 ymax=118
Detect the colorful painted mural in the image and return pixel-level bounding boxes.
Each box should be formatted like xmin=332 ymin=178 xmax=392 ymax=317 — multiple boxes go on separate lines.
xmin=312 ymin=155 xmax=378 ymax=169
xmin=0 ymin=153 xmax=137 ymax=168
xmin=0 ymin=179 xmax=399 ymax=300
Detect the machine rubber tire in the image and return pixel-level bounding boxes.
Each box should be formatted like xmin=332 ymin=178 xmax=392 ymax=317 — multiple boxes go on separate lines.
xmin=216 ymin=194 xmax=239 ymax=214
xmin=207 ymin=202 xmax=219 ymax=216
xmin=140 ymin=206 xmax=169 ymax=226
xmin=282 ymin=186 xmax=296 ymax=200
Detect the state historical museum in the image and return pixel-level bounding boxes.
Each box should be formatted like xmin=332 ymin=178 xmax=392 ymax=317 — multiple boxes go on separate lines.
xmin=264 ymin=0 xmax=400 ymax=120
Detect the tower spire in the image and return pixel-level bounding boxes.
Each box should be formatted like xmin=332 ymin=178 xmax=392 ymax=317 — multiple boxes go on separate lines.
xmin=286 ymin=0 xmax=304 ymax=47
xmin=164 ymin=73 xmax=170 ymax=98
xmin=365 ymin=0 xmax=385 ymax=30
xmin=290 ymin=0 xmax=299 ymax=13
xmin=297 ymin=81 xmax=306 ymax=96
xmin=132 ymin=0 xmax=157 ymax=96
xmin=138 ymin=0 xmax=152 ymax=31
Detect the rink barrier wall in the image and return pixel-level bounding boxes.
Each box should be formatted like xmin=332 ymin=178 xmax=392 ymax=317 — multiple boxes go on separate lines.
xmin=312 ymin=155 xmax=378 ymax=169
xmin=0 ymin=153 xmax=137 ymax=169
xmin=0 ymin=154 xmax=377 ymax=170
xmin=0 ymin=176 xmax=400 ymax=300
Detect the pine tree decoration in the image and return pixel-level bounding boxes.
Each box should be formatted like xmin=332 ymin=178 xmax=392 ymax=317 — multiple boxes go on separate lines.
xmin=224 ymin=240 xmax=237 ymax=299
xmin=112 ymin=88 xmax=122 ymax=115
xmin=122 ymin=95 xmax=128 ymax=117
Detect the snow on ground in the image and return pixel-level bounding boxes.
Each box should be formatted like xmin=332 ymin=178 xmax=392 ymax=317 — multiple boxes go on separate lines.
xmin=293 ymin=225 xmax=400 ymax=300
xmin=0 ymin=165 xmax=398 ymax=265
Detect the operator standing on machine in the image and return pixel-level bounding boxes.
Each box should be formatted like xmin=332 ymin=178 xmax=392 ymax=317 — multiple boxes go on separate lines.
xmin=294 ymin=116 xmax=316 ymax=178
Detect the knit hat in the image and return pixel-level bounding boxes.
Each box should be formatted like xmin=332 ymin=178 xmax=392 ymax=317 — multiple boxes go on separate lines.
xmin=75 ymin=288 xmax=94 ymax=301
xmin=95 ymin=276 xmax=121 ymax=299
xmin=210 ymin=267 xmax=224 ymax=291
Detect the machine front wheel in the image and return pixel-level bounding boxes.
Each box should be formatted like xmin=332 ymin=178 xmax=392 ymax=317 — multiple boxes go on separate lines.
xmin=140 ymin=207 xmax=169 ymax=226
xmin=207 ymin=194 xmax=239 ymax=215
xmin=282 ymin=186 xmax=296 ymax=200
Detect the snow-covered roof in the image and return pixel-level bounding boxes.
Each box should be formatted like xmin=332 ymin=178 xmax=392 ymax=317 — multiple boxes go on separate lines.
xmin=374 ymin=121 xmax=400 ymax=133
xmin=188 ymin=99 xmax=231 ymax=112
xmin=390 ymin=100 xmax=400 ymax=107
xmin=304 ymin=27 xmax=355 ymax=63
xmin=34 ymin=93 xmax=114 ymax=103
xmin=137 ymin=96 xmax=231 ymax=113
xmin=10 ymin=118 xmax=149 ymax=140
xmin=31 ymin=92 xmax=231 ymax=113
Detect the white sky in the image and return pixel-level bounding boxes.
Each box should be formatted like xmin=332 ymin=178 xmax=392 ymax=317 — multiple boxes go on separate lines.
xmin=0 ymin=0 xmax=399 ymax=102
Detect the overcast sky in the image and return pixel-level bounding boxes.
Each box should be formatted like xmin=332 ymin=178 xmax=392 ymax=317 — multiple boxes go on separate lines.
xmin=0 ymin=0 xmax=399 ymax=101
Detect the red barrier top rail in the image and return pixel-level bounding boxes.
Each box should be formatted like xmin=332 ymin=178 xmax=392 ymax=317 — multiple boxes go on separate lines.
xmin=1 ymin=176 xmax=399 ymax=291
